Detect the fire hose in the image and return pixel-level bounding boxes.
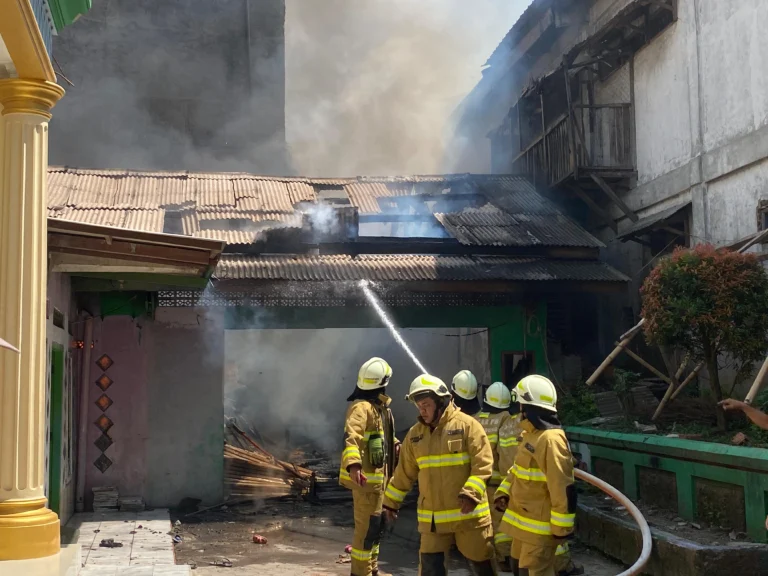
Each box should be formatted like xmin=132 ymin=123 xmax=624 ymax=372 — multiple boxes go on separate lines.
xmin=575 ymin=468 xmax=652 ymax=576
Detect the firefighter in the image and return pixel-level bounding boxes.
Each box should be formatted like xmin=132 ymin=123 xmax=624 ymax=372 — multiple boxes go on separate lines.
xmin=494 ymin=385 xmax=523 ymax=571
xmin=451 ymin=369 xmax=482 ymax=418
xmin=493 ymin=375 xmax=576 ymax=576
xmin=382 ymin=374 xmax=498 ymax=576
xmin=340 ymin=357 xmax=399 ymax=576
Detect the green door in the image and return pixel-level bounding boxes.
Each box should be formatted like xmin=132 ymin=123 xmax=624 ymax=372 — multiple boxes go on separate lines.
xmin=48 ymin=344 xmax=64 ymax=516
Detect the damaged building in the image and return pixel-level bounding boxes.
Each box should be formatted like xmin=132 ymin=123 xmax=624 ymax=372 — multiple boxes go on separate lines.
xmin=44 ymin=167 xmax=627 ymax=514
xmin=451 ymin=0 xmax=768 ymax=380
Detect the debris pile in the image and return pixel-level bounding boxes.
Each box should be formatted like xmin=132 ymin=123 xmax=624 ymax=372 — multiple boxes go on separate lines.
xmin=92 ymin=486 xmax=119 ymax=512
xmin=224 ymin=423 xmax=313 ymax=499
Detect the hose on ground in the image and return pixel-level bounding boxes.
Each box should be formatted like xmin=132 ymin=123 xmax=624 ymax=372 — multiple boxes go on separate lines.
xmin=574 ymin=468 xmax=652 ymax=576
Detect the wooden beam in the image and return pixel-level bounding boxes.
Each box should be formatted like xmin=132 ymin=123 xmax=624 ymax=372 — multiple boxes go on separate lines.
xmin=586 ymin=319 xmax=645 ymax=385
xmin=48 ymin=234 xmax=213 ymax=266
xmin=623 ymin=347 xmax=675 ymax=387
xmin=563 ymin=59 xmax=577 ymax=176
xmin=566 ymin=185 xmax=618 ymax=233
xmin=645 ymin=0 xmax=674 ymax=12
xmin=590 ymin=173 xmax=638 ymax=222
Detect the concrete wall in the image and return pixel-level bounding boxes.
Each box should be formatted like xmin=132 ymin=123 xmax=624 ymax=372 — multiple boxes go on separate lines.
xmin=223 ymin=327 xmax=490 ymax=448
xmin=144 ymin=308 xmax=224 ymax=507
xmin=50 ymin=0 xmax=289 ymax=174
xmin=83 ymin=308 xmax=224 ymax=508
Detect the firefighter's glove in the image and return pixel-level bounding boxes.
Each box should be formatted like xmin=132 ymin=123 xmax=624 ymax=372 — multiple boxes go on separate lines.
xmin=459 ymin=495 xmax=478 ymax=515
xmin=368 ymin=433 xmax=385 ymax=468
xmin=382 ymin=506 xmax=398 ymax=526
xmin=494 ymin=495 xmax=509 ymax=512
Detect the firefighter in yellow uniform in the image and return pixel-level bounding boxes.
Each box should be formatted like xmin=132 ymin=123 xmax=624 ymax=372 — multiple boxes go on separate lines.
xmin=494 ymin=385 xmax=523 ymax=571
xmin=382 ymin=374 xmax=498 ymax=576
xmin=493 ymin=375 xmax=576 ymax=576
xmin=340 ymin=358 xmax=399 ymax=576
xmin=451 ymin=370 xmax=483 ymax=418
xmin=476 ymin=382 xmax=514 ymax=570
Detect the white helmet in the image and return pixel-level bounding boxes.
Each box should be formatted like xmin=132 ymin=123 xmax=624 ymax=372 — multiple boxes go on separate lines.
xmin=357 ymin=357 xmax=392 ymax=390
xmin=515 ymin=375 xmax=557 ymax=412
xmin=405 ymin=374 xmax=452 ymax=403
xmin=451 ymin=370 xmax=478 ymax=400
xmin=485 ymin=382 xmax=513 ymax=410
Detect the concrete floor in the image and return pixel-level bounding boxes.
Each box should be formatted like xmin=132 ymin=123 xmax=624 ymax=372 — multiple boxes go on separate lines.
xmin=67 ymin=509 xmax=188 ymax=576
xmin=173 ymin=502 xmax=624 ymax=576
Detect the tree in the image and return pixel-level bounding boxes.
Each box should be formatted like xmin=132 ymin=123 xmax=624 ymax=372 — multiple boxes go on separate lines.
xmin=641 ymin=244 xmax=768 ymax=430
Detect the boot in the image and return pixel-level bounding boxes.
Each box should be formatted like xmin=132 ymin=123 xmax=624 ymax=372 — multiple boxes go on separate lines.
xmin=511 ymin=558 xmax=520 ymax=576
xmin=468 ymin=559 xmax=497 ymax=576
xmin=558 ymin=563 xmax=585 ymax=576
xmin=420 ymin=552 xmax=447 ymax=576
xmin=498 ymin=557 xmax=513 ymax=573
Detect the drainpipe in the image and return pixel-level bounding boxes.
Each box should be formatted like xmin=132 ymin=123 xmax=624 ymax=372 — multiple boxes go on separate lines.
xmin=75 ymin=316 xmax=93 ymax=512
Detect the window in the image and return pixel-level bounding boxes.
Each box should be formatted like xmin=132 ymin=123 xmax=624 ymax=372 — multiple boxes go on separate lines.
xmin=756 ymin=200 xmax=768 ymax=240
xmin=501 ymin=352 xmax=535 ymax=387
xmin=163 ymin=211 xmax=183 ymax=235
xmin=316 ymin=187 xmax=351 ymax=206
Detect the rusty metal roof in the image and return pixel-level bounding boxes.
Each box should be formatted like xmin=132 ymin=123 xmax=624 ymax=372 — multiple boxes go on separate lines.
xmin=46 ymin=167 xmax=602 ymax=249
xmin=217 ymin=254 xmax=628 ymax=283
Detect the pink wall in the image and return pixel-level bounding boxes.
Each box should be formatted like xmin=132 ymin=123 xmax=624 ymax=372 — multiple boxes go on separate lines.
xmin=84 ymin=316 xmax=149 ymax=506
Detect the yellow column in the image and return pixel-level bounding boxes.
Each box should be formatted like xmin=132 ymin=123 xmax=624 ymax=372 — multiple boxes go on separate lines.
xmin=0 ymin=78 xmax=64 ymax=561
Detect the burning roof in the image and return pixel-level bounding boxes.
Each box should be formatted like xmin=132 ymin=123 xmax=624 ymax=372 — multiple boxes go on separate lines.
xmin=47 ymin=167 xmax=603 ymax=250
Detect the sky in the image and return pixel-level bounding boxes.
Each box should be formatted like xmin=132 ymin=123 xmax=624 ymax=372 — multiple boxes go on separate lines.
xmin=285 ymin=0 xmax=534 ymax=177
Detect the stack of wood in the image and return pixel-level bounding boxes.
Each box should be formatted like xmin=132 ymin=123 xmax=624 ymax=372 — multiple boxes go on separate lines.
xmin=224 ymin=424 xmax=313 ymax=500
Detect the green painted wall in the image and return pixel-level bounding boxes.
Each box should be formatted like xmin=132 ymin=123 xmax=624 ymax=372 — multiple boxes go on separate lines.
xmin=225 ymin=303 xmax=548 ymax=382
xmin=568 ymin=427 xmax=768 ymax=543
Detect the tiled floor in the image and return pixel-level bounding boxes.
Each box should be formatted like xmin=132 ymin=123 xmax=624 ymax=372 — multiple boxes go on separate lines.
xmin=67 ymin=509 xmax=189 ymax=576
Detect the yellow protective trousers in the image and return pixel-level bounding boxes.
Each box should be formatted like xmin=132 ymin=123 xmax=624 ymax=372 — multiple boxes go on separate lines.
xmin=419 ymin=524 xmax=496 ymax=576
xmin=553 ymin=542 xmax=572 ymax=574
xmin=511 ymin=539 xmax=557 ymax=576
xmin=351 ymin=491 xmax=385 ymax=576
xmin=488 ymin=486 xmax=512 ymax=560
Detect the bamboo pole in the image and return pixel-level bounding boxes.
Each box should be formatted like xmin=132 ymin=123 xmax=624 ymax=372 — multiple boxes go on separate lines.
xmin=669 ymin=362 xmax=705 ymax=401
xmin=623 ymin=348 xmax=675 ymax=386
xmin=745 ymin=356 xmax=768 ymax=405
xmin=586 ymin=319 xmax=646 ymax=385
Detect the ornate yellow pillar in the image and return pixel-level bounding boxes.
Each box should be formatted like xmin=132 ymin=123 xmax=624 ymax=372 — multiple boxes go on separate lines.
xmin=0 ymin=78 xmax=64 ymax=562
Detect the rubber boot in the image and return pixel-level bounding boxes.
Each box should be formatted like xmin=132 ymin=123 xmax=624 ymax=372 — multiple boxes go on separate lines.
xmin=468 ymin=559 xmax=497 ymax=576
xmin=511 ymin=558 xmax=521 ymax=576
xmin=498 ymin=557 xmax=513 ymax=573
xmin=420 ymin=552 xmax=447 ymax=576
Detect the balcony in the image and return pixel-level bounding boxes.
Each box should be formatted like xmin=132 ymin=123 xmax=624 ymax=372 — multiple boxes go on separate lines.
xmin=512 ymin=103 xmax=633 ymax=189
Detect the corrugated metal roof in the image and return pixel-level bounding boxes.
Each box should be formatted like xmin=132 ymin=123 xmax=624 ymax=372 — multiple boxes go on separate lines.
xmin=216 ymin=254 xmax=629 ymax=283
xmin=46 ymin=167 xmax=603 ymax=249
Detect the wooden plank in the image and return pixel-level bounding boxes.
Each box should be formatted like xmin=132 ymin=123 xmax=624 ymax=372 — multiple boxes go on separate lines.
xmin=566 ymin=185 xmax=618 ymax=233
xmin=645 ymin=0 xmax=674 ymax=12
xmin=563 ymin=59 xmax=577 ymax=176
xmin=590 ymin=173 xmax=639 ymax=222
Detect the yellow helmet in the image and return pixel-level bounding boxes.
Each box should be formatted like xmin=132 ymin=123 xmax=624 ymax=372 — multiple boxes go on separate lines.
xmin=405 ymin=374 xmax=451 ymax=403
xmin=451 ymin=370 xmax=478 ymax=400
xmin=515 ymin=375 xmax=557 ymax=412
xmin=357 ymin=357 xmax=392 ymax=390
xmin=485 ymin=382 xmax=512 ymax=409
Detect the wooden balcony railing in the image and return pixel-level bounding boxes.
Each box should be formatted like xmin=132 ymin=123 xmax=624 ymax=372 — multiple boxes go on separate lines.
xmin=512 ymin=103 xmax=633 ymax=187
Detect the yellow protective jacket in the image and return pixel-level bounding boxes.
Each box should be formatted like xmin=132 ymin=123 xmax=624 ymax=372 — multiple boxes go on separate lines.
xmin=382 ymin=402 xmax=494 ymax=533
xmin=339 ymin=394 xmax=397 ymax=493
xmin=496 ymin=419 xmax=575 ymax=545
xmin=497 ymin=414 xmax=523 ymax=480
xmin=476 ymin=411 xmax=512 ymax=486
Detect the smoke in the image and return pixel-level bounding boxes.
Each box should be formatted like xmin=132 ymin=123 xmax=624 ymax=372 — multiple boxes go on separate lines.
xmin=222 ymin=324 xmax=491 ymax=454
xmin=286 ymin=0 xmax=530 ymax=176
xmin=50 ymin=0 xmax=291 ymax=174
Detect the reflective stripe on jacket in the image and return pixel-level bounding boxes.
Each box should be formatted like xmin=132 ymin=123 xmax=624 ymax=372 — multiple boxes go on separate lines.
xmin=497 ymin=419 xmax=575 ymax=545
xmin=382 ymin=402 xmax=494 ymax=534
xmin=477 ymin=411 xmax=510 ymax=486
xmin=498 ymin=414 xmax=522 ymax=479
xmin=339 ymin=395 xmax=396 ymax=493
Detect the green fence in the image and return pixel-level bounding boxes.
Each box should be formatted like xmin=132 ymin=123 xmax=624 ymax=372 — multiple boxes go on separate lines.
xmin=567 ymin=427 xmax=768 ymax=543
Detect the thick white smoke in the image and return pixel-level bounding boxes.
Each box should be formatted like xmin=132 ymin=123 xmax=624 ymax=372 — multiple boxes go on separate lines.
xmin=286 ymin=0 xmax=531 ymax=176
